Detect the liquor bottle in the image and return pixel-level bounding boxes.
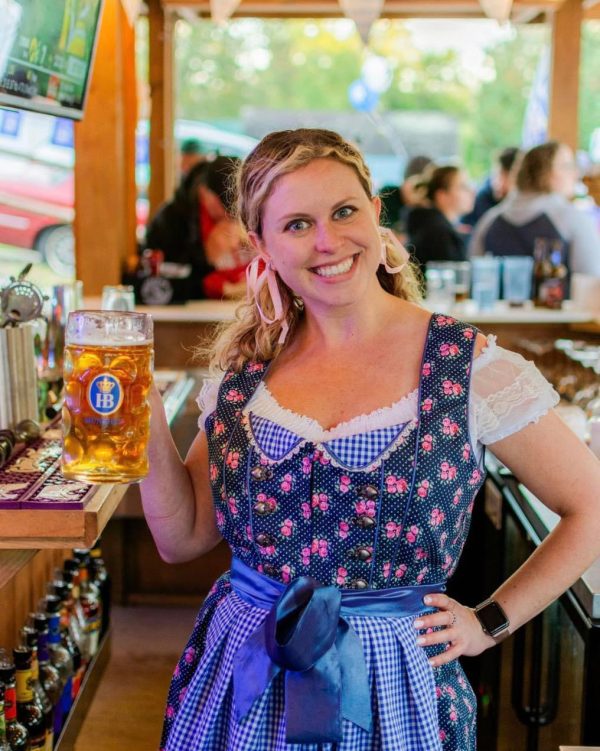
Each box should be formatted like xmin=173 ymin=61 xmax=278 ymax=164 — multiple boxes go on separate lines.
xmin=62 ymin=560 xmax=88 ymax=659
xmin=90 ymin=543 xmax=111 ymax=636
xmin=0 ymin=659 xmax=29 ymax=750
xmin=72 ymin=550 xmax=102 ymax=660
xmin=43 ymin=596 xmax=74 ymax=729
xmin=19 ymin=630 xmax=52 ymax=751
xmin=32 ymin=614 xmax=62 ymax=739
xmin=12 ymin=647 xmax=45 ymax=750
xmin=49 ymin=580 xmax=83 ymax=699
xmin=533 ymin=238 xmax=567 ymax=308
xmin=0 ymin=683 xmax=13 ymax=751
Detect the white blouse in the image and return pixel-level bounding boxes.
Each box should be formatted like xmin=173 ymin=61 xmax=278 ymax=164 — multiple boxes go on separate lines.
xmin=196 ymin=335 xmax=559 ymax=461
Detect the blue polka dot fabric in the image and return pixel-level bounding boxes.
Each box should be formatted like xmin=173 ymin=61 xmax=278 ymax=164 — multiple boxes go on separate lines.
xmin=160 ymin=314 xmax=483 ymax=751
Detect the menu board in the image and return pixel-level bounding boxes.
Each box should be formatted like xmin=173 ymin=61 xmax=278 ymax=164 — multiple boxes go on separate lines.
xmin=0 ymin=0 xmax=103 ymax=120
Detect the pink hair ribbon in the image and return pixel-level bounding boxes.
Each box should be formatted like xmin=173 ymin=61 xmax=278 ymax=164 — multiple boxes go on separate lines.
xmin=379 ymin=227 xmax=410 ymax=274
xmin=246 ymin=254 xmax=289 ymax=345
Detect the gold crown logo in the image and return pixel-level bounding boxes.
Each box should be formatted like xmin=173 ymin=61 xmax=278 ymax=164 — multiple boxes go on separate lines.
xmin=97 ymin=376 xmax=116 ymax=394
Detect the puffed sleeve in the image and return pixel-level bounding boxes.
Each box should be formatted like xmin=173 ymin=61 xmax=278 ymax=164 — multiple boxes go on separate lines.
xmin=196 ymin=375 xmax=222 ymax=431
xmin=470 ymin=336 xmax=560 ymax=446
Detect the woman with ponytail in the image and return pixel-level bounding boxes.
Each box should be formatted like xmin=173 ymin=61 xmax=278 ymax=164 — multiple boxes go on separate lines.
xmin=141 ymin=129 xmax=600 ymax=751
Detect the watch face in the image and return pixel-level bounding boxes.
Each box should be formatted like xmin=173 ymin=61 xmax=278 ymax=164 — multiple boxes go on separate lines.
xmin=477 ymin=601 xmax=509 ymax=636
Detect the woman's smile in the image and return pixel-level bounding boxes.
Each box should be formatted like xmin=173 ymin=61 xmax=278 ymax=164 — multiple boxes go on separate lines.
xmin=311 ymin=253 xmax=359 ymax=279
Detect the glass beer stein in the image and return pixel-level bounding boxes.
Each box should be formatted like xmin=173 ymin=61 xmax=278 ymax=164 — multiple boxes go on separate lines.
xmin=61 ymin=311 xmax=153 ymax=483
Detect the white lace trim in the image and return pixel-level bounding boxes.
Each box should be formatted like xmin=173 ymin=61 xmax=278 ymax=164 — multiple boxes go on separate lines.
xmin=196 ymin=335 xmax=559 ymax=449
xmin=473 ymin=354 xmax=559 ymax=445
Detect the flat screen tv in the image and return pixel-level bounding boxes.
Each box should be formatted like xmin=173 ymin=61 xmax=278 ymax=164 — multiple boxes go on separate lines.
xmin=0 ymin=0 xmax=103 ymax=120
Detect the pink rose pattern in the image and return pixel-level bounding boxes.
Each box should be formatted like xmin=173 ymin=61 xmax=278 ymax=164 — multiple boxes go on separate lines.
xmin=163 ymin=322 xmax=482 ymax=749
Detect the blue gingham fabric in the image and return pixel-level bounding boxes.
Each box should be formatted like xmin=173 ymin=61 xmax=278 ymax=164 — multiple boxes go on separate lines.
xmin=166 ymin=589 xmax=441 ymax=751
xmin=325 ymin=423 xmax=410 ymax=469
xmin=249 ymin=414 xmax=303 ymax=462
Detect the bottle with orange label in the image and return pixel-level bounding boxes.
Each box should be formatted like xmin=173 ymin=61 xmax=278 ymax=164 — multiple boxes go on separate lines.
xmin=13 ymin=647 xmax=45 ymax=750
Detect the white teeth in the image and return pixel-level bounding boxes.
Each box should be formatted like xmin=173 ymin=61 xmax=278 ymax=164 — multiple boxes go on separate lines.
xmin=314 ymin=256 xmax=355 ymax=278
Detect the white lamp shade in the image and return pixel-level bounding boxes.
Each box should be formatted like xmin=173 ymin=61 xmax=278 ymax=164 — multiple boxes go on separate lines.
xmin=339 ymin=0 xmax=385 ymax=44
xmin=210 ymin=0 xmax=242 ymax=25
xmin=479 ymin=0 xmax=513 ymax=23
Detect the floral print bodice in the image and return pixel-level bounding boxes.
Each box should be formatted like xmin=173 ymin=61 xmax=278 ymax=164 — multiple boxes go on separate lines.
xmin=205 ymin=314 xmax=485 ymax=591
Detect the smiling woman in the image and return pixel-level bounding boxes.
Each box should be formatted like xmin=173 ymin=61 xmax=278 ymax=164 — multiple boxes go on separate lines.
xmin=140 ymin=128 xmax=600 ymax=751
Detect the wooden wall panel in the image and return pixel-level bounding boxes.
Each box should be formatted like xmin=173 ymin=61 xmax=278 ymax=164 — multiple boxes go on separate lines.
xmin=548 ymin=0 xmax=583 ymax=151
xmin=0 ymin=549 xmax=71 ymax=653
xmin=74 ymin=0 xmax=138 ymax=295
xmin=148 ymin=0 xmax=175 ymax=216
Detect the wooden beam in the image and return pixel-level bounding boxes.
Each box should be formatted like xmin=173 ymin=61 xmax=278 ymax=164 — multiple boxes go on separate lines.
xmin=161 ymin=0 xmax=565 ymax=18
xmin=74 ymin=0 xmax=138 ymax=294
xmin=548 ymin=0 xmax=582 ymax=151
xmin=148 ymin=0 xmax=175 ymax=217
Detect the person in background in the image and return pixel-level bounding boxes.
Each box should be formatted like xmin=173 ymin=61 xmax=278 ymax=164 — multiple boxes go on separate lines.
xmin=379 ymin=154 xmax=434 ymax=240
xmin=461 ymin=146 xmax=520 ymax=228
xmin=143 ymin=156 xmax=242 ymax=300
xmin=470 ymin=141 xmax=600 ymax=276
xmin=407 ymin=165 xmax=475 ymax=268
xmin=179 ymin=137 xmax=207 ymax=178
xmin=141 ymin=127 xmax=600 ymax=751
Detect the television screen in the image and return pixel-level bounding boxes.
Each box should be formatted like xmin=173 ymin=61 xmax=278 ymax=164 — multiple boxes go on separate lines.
xmin=0 ymin=0 xmax=103 ymax=120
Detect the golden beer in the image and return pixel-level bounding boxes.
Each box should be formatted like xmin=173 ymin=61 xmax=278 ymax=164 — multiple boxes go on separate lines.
xmin=61 ymin=311 xmax=153 ymax=483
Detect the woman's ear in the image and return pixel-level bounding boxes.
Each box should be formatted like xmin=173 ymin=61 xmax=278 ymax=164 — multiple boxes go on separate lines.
xmin=372 ymin=194 xmax=382 ymax=223
xmin=247 ymin=231 xmax=270 ymax=263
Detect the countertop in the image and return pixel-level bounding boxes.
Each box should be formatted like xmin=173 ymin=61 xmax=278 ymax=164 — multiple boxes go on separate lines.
xmin=84 ymin=297 xmax=599 ymax=326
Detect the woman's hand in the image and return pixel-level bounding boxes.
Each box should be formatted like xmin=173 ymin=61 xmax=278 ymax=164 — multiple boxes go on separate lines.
xmin=413 ymin=593 xmax=496 ymax=667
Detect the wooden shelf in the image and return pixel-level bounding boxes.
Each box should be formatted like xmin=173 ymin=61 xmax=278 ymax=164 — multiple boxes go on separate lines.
xmin=0 ymin=484 xmax=129 ymax=549
xmin=0 ymin=372 xmax=195 ymax=550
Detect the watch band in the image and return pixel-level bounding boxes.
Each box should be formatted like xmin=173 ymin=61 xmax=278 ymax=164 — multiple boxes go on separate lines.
xmin=473 ymin=598 xmax=510 ymax=640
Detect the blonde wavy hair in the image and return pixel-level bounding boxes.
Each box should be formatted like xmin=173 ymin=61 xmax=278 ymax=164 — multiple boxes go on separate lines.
xmin=207 ymin=128 xmax=423 ymax=373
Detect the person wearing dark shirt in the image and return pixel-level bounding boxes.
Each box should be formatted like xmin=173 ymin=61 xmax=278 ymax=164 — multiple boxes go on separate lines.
xmin=407 ymin=165 xmax=475 ymax=269
xmin=379 ymin=155 xmax=434 ymax=238
xmin=461 ymin=147 xmax=520 ymax=228
xmin=143 ymin=156 xmax=240 ymax=300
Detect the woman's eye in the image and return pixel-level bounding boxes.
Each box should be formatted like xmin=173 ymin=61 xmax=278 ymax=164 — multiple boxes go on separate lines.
xmin=334 ymin=206 xmax=355 ymax=220
xmin=285 ymin=219 xmax=310 ymax=232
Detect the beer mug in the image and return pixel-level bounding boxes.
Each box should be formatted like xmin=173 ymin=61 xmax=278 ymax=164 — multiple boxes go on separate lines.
xmin=61 ymin=310 xmax=153 ymax=483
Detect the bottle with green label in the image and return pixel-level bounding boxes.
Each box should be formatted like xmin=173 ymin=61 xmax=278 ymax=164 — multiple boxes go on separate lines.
xmin=13 ymin=647 xmax=45 ymax=750
xmin=0 ymin=683 xmax=14 ymax=751
xmin=0 ymin=658 xmax=29 ymax=750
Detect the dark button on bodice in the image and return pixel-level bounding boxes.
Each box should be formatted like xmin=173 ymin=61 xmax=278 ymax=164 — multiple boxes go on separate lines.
xmin=349 ymin=578 xmax=368 ymax=590
xmin=262 ymin=563 xmax=278 ymax=577
xmin=255 ymin=533 xmax=276 ymax=547
xmin=251 ymin=466 xmax=273 ymax=482
xmin=349 ymin=546 xmax=372 ymax=562
xmin=353 ymin=515 xmax=375 ymax=529
xmin=253 ymin=501 xmax=276 ymax=516
xmin=357 ymin=484 xmax=378 ymax=500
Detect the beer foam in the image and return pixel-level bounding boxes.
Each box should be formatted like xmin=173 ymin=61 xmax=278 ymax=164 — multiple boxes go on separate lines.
xmin=66 ymin=311 xmax=153 ymax=346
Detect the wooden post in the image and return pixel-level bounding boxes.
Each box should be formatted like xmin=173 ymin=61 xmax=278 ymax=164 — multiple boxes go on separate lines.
xmin=148 ymin=0 xmax=175 ymax=217
xmin=548 ymin=0 xmax=583 ymax=151
xmin=73 ymin=0 xmax=138 ymax=295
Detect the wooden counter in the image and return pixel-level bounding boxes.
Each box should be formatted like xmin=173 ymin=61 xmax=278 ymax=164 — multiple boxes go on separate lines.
xmin=85 ymin=297 xmax=600 ymax=367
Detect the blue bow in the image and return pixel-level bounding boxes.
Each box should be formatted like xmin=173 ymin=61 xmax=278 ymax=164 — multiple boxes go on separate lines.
xmin=233 ymin=574 xmax=372 ymax=743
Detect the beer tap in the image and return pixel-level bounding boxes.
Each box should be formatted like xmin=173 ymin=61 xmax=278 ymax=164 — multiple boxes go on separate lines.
xmin=0 ymin=264 xmax=48 ymax=327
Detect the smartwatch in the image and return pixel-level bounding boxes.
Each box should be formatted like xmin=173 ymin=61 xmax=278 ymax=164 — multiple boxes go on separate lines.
xmin=474 ymin=598 xmax=510 ymax=640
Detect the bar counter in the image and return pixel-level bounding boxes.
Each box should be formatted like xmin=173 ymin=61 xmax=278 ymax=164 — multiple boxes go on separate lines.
xmin=84 ymin=297 xmax=600 ymax=368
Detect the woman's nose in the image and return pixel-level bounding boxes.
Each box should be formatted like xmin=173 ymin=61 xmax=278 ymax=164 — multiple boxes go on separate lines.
xmin=314 ymin=222 xmax=342 ymax=253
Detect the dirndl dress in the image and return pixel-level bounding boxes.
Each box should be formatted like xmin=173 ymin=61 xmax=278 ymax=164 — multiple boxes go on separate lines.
xmin=160 ymin=315 xmax=494 ymax=750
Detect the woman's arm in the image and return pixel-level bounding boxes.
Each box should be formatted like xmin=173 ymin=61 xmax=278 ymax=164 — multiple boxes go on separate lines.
xmin=139 ymin=384 xmax=222 ymax=564
xmin=415 ymin=408 xmax=600 ymax=665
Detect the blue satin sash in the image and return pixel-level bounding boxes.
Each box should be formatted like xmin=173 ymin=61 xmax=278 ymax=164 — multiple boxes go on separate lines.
xmin=230 ymin=557 xmax=445 ymax=743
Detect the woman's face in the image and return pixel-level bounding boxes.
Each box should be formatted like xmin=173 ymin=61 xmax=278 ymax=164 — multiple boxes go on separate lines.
xmin=249 ymin=158 xmax=383 ymax=315
xmin=549 ymin=145 xmax=577 ymax=197
xmin=435 ymin=171 xmax=474 ymax=219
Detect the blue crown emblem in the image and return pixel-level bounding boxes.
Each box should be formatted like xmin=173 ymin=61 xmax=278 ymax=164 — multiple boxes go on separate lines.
xmin=88 ymin=373 xmax=123 ymax=416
